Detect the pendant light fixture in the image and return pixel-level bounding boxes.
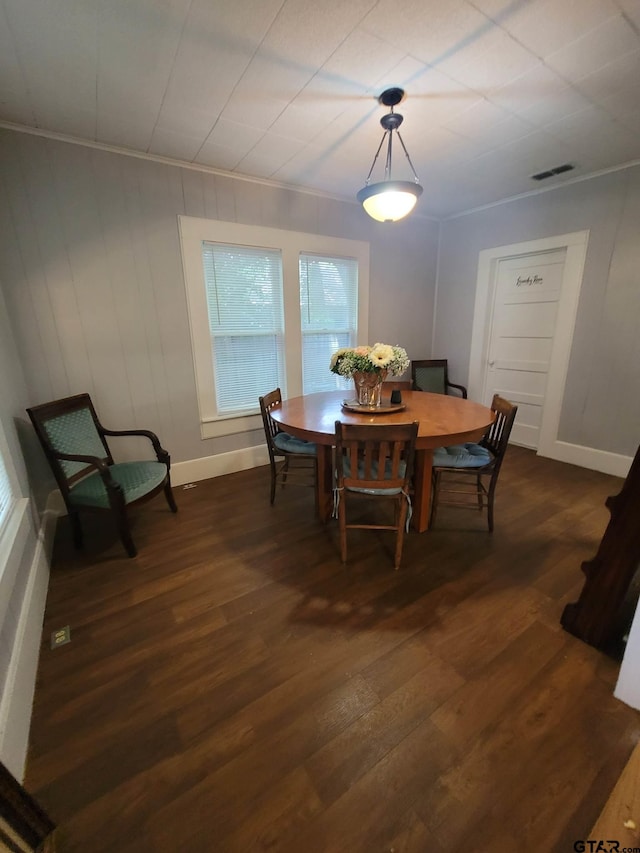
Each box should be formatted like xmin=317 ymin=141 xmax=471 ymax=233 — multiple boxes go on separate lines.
xmin=357 ymin=87 xmax=423 ymax=223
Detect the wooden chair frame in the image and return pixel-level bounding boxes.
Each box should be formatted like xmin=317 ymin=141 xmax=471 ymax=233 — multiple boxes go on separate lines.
xmin=27 ymin=393 xmax=177 ymax=557
xmin=259 ymin=389 xmax=317 ymax=505
xmin=0 ymin=761 xmax=55 ymax=852
xmin=429 ymin=394 xmax=517 ymax=531
xmin=334 ymin=420 xmax=418 ymax=569
xmin=411 ymin=359 xmax=468 ymax=398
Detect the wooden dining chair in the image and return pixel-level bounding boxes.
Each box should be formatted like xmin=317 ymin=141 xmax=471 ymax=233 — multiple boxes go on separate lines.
xmin=259 ymin=388 xmax=317 ymax=504
xmin=27 ymin=393 xmax=177 ymax=557
xmin=411 ymin=359 xmax=467 ymax=398
xmin=429 ymin=394 xmax=518 ymax=531
xmin=334 ymin=420 xmax=418 ymax=569
xmin=0 ymin=760 xmax=56 ymax=852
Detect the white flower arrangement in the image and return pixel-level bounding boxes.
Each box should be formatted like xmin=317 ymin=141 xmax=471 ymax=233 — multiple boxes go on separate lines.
xmin=330 ymin=343 xmax=410 ymax=378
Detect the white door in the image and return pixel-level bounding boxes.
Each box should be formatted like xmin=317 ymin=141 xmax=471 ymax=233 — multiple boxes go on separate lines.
xmin=483 ymin=249 xmax=567 ymax=449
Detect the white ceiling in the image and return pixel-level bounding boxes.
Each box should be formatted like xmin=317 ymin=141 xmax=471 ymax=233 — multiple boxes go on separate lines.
xmin=1 ymin=0 xmax=639 ymax=218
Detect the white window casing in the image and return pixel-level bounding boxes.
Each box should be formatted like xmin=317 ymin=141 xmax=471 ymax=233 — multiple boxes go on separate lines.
xmin=0 ymin=422 xmax=19 ymax=545
xmin=179 ymin=217 xmax=369 ymax=439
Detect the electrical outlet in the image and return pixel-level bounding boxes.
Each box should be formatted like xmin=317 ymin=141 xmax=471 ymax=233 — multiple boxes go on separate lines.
xmin=50 ymin=626 xmax=71 ymax=648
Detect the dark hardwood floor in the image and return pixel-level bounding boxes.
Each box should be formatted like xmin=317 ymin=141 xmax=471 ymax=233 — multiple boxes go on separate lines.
xmin=25 ymin=446 xmax=640 ymax=852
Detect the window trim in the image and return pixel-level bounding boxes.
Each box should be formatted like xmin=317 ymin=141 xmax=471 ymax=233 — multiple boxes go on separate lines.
xmin=299 ymin=252 xmax=360 ymax=396
xmin=0 ymin=420 xmax=19 ymax=540
xmin=178 ymin=216 xmax=369 ymax=439
xmin=0 ymin=418 xmax=28 ymax=618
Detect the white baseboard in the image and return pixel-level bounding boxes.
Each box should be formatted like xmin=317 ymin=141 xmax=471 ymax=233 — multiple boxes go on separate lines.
xmin=538 ymin=440 xmax=632 ymax=479
xmin=0 ymin=505 xmax=53 ymax=781
xmin=187 ymin=440 xmax=631 ymax=484
xmin=170 ymin=444 xmax=269 ymax=486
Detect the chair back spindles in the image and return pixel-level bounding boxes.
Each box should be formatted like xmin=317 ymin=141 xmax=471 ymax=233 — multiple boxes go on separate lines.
xmin=334 ymin=420 xmax=418 ymax=569
xmin=259 ymin=388 xmax=317 ymax=505
xmin=482 ymin=396 xmax=516 ymax=460
xmin=261 ymin=390 xmax=282 ymax=444
xmin=430 ymin=394 xmax=517 ymax=532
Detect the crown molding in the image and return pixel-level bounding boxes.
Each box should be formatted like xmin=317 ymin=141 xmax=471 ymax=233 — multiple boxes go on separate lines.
xmin=0 ymin=120 xmax=440 ymax=221
xmin=6 ymin=119 xmax=627 ymax=224
xmin=442 ymin=159 xmax=640 ymax=221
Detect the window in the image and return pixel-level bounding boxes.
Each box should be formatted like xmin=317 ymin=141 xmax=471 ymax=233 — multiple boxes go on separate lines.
xmin=179 ymin=217 xmax=369 ymax=439
xmin=0 ymin=412 xmax=19 ymax=540
xmin=0 ymin=418 xmax=26 ymax=579
xmin=0 ymin=449 xmax=14 ymax=539
xmin=300 ymin=253 xmax=358 ymax=395
xmin=202 ymin=243 xmax=285 ymax=414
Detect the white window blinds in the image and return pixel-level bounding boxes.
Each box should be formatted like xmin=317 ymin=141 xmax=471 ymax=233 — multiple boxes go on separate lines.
xmin=202 ymin=242 xmax=286 ymax=414
xmin=299 ymin=253 xmax=358 ymax=394
xmin=0 ymin=449 xmax=15 ymax=537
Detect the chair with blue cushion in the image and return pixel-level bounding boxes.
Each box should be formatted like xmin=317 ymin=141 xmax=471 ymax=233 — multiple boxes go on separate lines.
xmin=411 ymin=359 xmax=467 ymax=398
xmin=429 ymin=394 xmax=517 ymax=531
xmin=27 ymin=393 xmax=177 ymax=557
xmin=259 ymin=388 xmax=317 ymax=505
xmin=334 ymin=419 xmax=418 ymax=569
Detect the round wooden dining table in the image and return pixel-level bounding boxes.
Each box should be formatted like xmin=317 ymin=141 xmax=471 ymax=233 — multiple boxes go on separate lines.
xmin=270 ymin=389 xmax=495 ymax=532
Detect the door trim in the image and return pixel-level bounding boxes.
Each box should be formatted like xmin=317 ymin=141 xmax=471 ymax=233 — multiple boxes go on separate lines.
xmin=468 ymin=231 xmax=589 ymax=460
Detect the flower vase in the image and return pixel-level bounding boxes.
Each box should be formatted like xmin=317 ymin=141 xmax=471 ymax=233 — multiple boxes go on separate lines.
xmin=353 ymin=370 xmax=387 ymax=407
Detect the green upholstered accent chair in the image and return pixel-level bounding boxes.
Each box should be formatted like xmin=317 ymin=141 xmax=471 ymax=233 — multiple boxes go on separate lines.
xmin=429 ymin=394 xmax=518 ymax=532
xmin=411 ymin=359 xmax=468 ymax=398
xmin=334 ymin=420 xmax=418 ymax=570
xmin=27 ymin=393 xmax=177 ymax=557
xmin=259 ymin=388 xmax=317 ymax=505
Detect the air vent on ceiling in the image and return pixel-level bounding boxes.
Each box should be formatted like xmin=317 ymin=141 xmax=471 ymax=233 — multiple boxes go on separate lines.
xmin=531 ymin=163 xmax=575 ymax=181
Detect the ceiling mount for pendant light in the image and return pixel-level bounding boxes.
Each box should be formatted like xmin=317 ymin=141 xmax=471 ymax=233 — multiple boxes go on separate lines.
xmin=357 ymin=87 xmax=423 ymax=223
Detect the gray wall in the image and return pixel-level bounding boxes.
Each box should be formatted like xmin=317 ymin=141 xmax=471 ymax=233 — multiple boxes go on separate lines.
xmin=436 ymin=166 xmax=640 ymax=457
xmin=3 ymin=126 xmax=637 ymax=464
xmin=0 ymin=129 xmax=438 ymax=466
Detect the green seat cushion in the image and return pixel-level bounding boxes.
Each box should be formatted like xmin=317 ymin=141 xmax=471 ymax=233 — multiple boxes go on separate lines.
xmin=433 ymin=442 xmax=492 ymax=469
xmin=69 ymin=461 xmax=167 ymax=508
xmin=273 ymin=432 xmax=317 ymax=455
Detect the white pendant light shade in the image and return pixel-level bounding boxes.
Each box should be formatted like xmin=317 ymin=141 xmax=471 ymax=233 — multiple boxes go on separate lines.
xmin=358 ymin=181 xmax=423 ymax=223
xmin=358 ymin=88 xmax=423 ymax=223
